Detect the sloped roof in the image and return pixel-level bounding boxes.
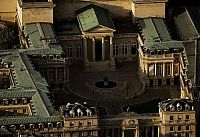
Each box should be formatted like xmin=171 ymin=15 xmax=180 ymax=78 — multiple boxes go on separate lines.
xmin=24 ymin=23 xmax=63 ymax=54
xmin=138 ymin=17 xmax=184 ymax=50
xmin=145 ymin=41 xmax=184 ymax=50
xmin=76 ymin=4 xmax=115 ymax=32
xmin=0 ymin=116 xmax=61 ymax=126
xmin=174 ymin=8 xmax=199 ymax=40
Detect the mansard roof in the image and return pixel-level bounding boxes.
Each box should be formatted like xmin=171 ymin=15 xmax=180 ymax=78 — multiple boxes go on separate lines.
xmin=159 ymin=99 xmax=194 ymax=112
xmin=0 ymin=50 xmax=56 ymax=117
xmin=76 ymin=4 xmax=115 ymax=32
xmin=138 ymin=17 xmax=184 ymax=50
xmin=61 ymin=102 xmax=97 ymax=118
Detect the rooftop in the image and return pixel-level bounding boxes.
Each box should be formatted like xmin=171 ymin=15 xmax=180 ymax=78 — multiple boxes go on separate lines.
xmin=160 ymin=98 xmax=194 ymax=112
xmin=76 ymin=4 xmax=115 ymax=32
xmin=24 ymin=23 xmax=63 ymax=55
xmin=138 ymin=17 xmax=184 ymax=50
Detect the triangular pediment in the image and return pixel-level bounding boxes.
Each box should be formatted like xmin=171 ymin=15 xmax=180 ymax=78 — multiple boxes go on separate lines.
xmin=87 ymin=25 xmax=115 ymax=33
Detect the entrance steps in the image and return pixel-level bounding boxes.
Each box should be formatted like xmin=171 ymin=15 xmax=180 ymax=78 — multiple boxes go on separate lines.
xmin=88 ymin=60 xmax=114 ymax=72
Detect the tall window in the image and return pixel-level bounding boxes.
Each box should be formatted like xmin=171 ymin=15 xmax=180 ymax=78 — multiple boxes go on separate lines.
xmin=156 ymin=63 xmax=162 ymax=76
xmin=67 ymin=45 xmax=73 ymax=57
xmin=131 ymin=42 xmax=137 ymax=54
xmin=77 ymin=45 xmax=82 ymax=57
xmin=113 ymin=43 xmax=118 ymax=55
xmin=165 ymin=63 xmax=171 ymax=76
xmin=149 ymin=64 xmax=154 ymax=76
xmin=57 ymin=67 xmax=64 ymax=81
xmin=170 ymin=126 xmax=174 ymax=131
xmin=186 ymin=125 xmax=190 ymax=130
xmin=122 ymin=42 xmax=128 ymax=55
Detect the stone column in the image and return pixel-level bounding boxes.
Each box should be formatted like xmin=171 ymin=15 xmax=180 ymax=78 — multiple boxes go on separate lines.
xmin=171 ymin=63 xmax=174 ymax=77
xmin=154 ymin=63 xmax=157 ymax=76
xmin=122 ymin=130 xmax=124 ymax=137
xmin=135 ymin=127 xmax=139 ymax=137
xmin=102 ymin=36 xmax=105 ymax=60
xmin=83 ymin=38 xmax=88 ymax=61
xmin=152 ymin=127 xmax=154 ymax=137
xmin=146 ymin=63 xmax=148 ymax=75
xmin=158 ymin=126 xmax=160 ymax=137
xmin=163 ymin=63 xmax=165 ymax=77
xmin=92 ymin=37 xmax=96 ymax=61
xmin=110 ymin=36 xmax=113 ymax=60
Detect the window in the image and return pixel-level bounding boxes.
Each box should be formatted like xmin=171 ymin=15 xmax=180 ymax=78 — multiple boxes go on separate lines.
xmin=186 ymin=115 xmax=190 ymax=120
xmin=156 ymin=63 xmax=162 ymax=76
xmin=79 ymin=132 xmax=84 ymax=137
xmin=88 ymin=131 xmax=92 ymax=136
xmin=49 ymin=68 xmax=55 ymax=80
xmin=170 ymin=126 xmax=174 ymax=131
xmin=70 ymin=122 xmax=74 ymax=129
xmin=67 ymin=45 xmax=73 ymax=57
xmin=79 ymin=122 xmax=83 ymax=129
xmin=13 ymin=99 xmax=17 ymax=105
xmin=170 ymin=116 xmax=174 ymax=121
xmin=77 ymin=45 xmax=82 ymax=57
xmin=23 ymin=109 xmax=26 ymax=114
xmin=57 ymin=67 xmax=64 ymax=81
xmin=165 ymin=63 xmax=171 ymax=76
xmin=13 ymin=109 xmax=18 ymax=113
xmin=23 ymin=98 xmax=27 ymax=104
xmin=185 ymin=133 xmax=190 ymax=137
xmin=186 ymin=125 xmax=190 ymax=130
xmin=70 ymin=132 xmax=74 ymax=137
xmin=148 ymin=64 xmax=155 ymax=76
xmin=131 ymin=42 xmax=137 ymax=54
xmin=113 ymin=43 xmax=118 ymax=55
xmin=88 ymin=121 xmax=92 ymax=127
xmin=3 ymin=99 xmax=8 ymax=105
xmin=122 ymin=42 xmax=128 ymax=55
xmin=178 ymin=115 xmax=182 ymax=121
xmin=178 ymin=133 xmax=182 ymax=137
xmin=178 ymin=126 xmax=182 ymax=131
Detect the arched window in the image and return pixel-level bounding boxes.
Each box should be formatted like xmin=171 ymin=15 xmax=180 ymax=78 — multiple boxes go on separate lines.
xmin=122 ymin=42 xmax=128 ymax=55
xmin=67 ymin=45 xmax=73 ymax=57
xmin=113 ymin=43 xmax=118 ymax=55
xmin=131 ymin=42 xmax=137 ymax=54
xmin=76 ymin=45 xmax=82 ymax=57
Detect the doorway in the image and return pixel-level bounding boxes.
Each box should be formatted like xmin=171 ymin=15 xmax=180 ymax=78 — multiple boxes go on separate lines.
xmin=95 ymin=40 xmax=102 ymax=61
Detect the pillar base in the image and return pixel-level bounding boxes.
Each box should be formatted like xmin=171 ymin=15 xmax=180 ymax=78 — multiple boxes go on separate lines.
xmin=84 ymin=59 xmax=90 ymax=71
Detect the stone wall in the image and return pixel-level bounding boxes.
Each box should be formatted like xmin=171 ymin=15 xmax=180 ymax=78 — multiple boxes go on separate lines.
xmin=17 ymin=2 xmax=53 ymax=27
xmin=0 ymin=0 xmax=17 ymax=22
xmin=54 ymin=0 xmax=132 ymax=20
xmin=132 ymin=2 xmax=166 ymax=18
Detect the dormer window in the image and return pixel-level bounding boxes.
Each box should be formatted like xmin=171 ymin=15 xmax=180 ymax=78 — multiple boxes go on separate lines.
xmin=86 ymin=109 xmax=92 ymax=116
xmin=169 ymin=104 xmax=175 ymax=111
xmin=69 ymin=110 xmax=75 ymax=117
xmin=77 ymin=108 xmax=83 ymax=117
xmin=22 ymin=98 xmax=27 ymax=104
xmin=3 ymin=99 xmax=8 ymax=105
xmin=185 ymin=104 xmax=190 ymax=111
xmin=177 ymin=103 xmax=182 ymax=111
xmin=13 ymin=98 xmax=17 ymax=105
xmin=38 ymin=123 xmax=44 ymax=131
